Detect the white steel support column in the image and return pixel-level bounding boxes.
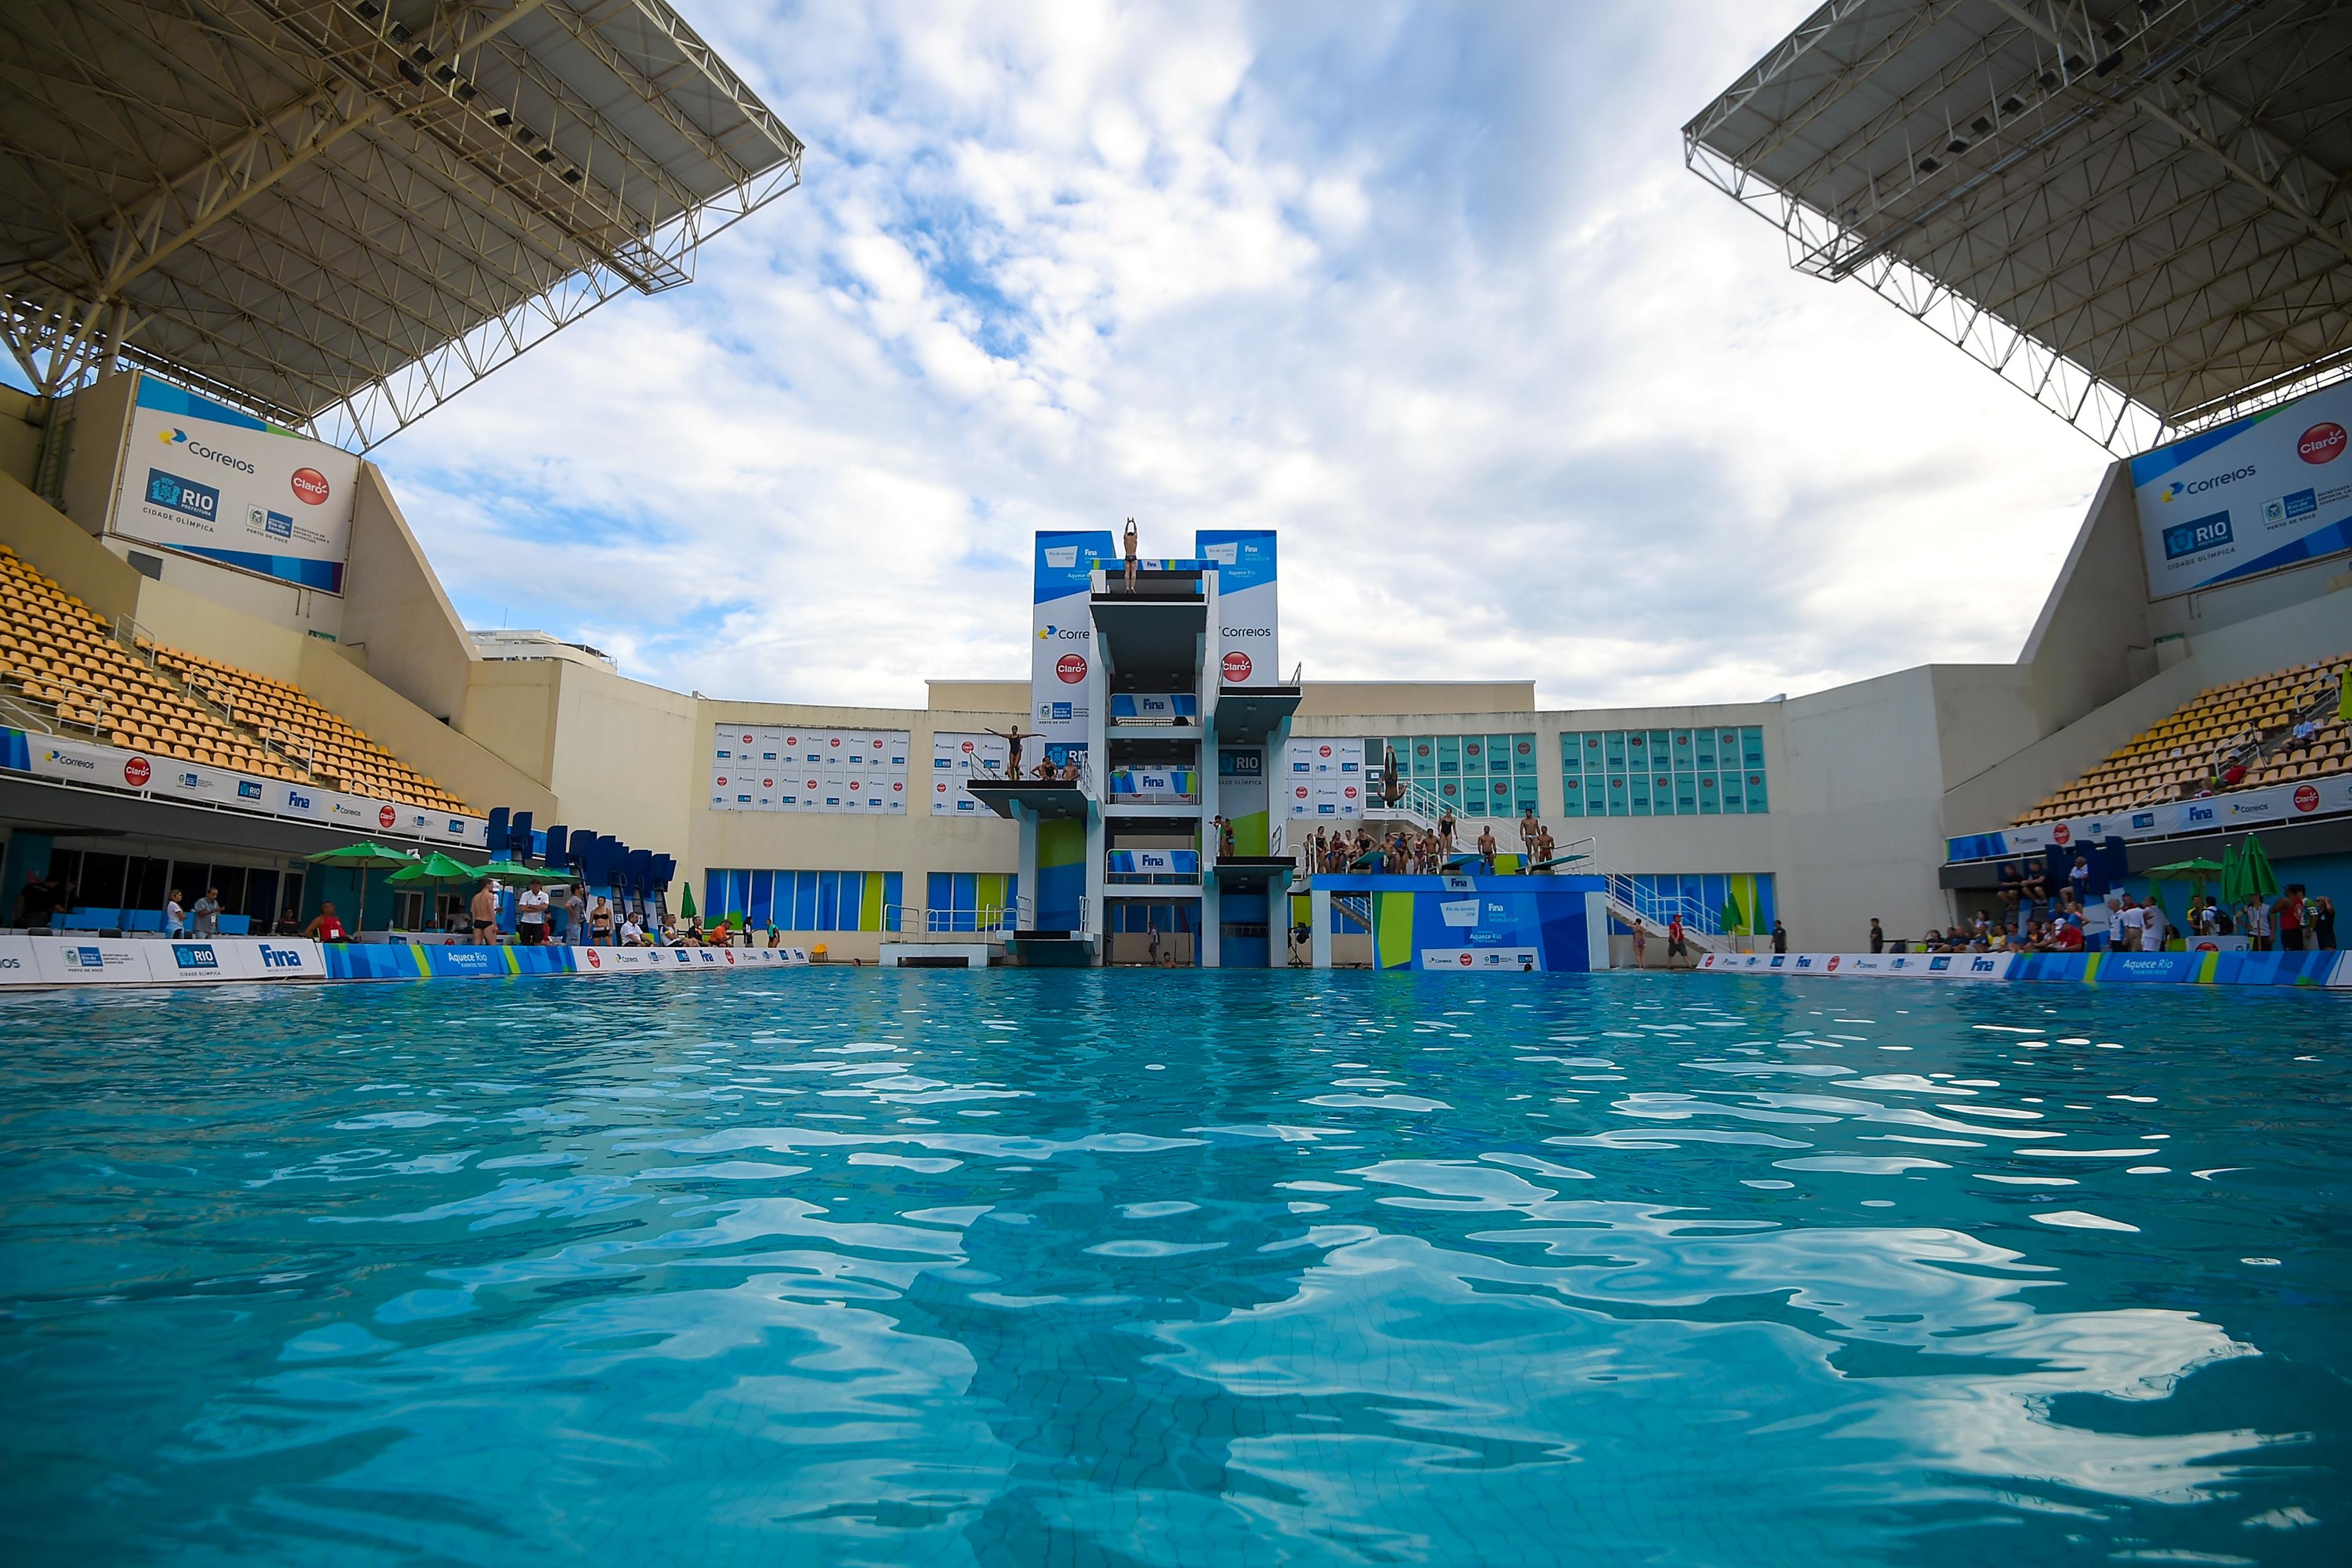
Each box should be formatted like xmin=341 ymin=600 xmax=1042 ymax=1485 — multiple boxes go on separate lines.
xmin=1310 ymin=887 xmax=1332 ymax=970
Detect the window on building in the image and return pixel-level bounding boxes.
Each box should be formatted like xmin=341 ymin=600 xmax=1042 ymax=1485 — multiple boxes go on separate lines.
xmin=1559 ymin=726 xmax=1768 ymax=818
xmin=1603 ymin=873 xmax=1776 ymax=937
xmin=924 ymin=872 xmax=1019 ymax=932
xmin=703 ymin=869 xmax=906 ymax=932
xmin=1387 ymin=731 xmax=1539 ymax=817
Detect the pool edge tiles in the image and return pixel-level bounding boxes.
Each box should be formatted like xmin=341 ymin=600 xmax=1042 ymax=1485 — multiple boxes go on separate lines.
xmin=0 ymin=936 xmax=810 ymax=991
xmin=1698 ymin=948 xmax=2352 ymax=987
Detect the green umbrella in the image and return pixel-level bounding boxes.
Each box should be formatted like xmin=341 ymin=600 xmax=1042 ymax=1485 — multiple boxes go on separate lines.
xmin=387 ymin=852 xmax=482 ymax=885
xmin=2146 ymin=858 xmax=2225 ymax=927
xmin=1717 ymin=890 xmax=1746 ymax=937
xmin=304 ymin=841 xmax=421 ymax=869
xmin=2219 ymin=842 xmax=2242 ymax=907
xmin=475 ymin=859 xmax=570 ymax=884
xmin=679 ymin=883 xmax=698 ymax=922
xmin=2241 ymin=833 xmax=2280 ymax=900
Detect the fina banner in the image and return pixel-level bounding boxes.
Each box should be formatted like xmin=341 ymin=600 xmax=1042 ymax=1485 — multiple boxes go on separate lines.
xmin=23 ymin=728 xmax=484 ymax=846
xmin=1032 ymin=530 xmax=1113 ymax=749
xmin=1197 ymin=529 xmax=1278 ymax=687
xmin=115 ymin=375 xmax=360 ymax=594
xmin=2132 ymin=380 xmax=2352 ymax=600
xmin=1951 ymin=771 xmax=2352 ymax=861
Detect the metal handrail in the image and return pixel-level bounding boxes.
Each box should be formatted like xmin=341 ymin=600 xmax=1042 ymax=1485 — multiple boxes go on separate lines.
xmin=1 ymin=665 xmax=113 ymax=741
xmin=111 ymin=612 xmax=323 ymax=780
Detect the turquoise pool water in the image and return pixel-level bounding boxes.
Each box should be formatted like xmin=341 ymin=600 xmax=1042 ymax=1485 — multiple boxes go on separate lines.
xmin=1 ymin=972 xmax=2346 ymax=1566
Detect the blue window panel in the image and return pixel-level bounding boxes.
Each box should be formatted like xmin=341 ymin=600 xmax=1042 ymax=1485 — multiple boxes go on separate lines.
xmin=788 ymin=872 xmax=813 ymax=930
xmin=704 ymin=870 xmax=727 ymax=919
xmin=749 ymin=870 xmax=775 ymax=927
xmin=815 ymin=872 xmax=839 ymax=931
xmin=883 ymin=873 xmax=902 ymax=924
xmin=927 ymin=872 xmax=954 ymax=916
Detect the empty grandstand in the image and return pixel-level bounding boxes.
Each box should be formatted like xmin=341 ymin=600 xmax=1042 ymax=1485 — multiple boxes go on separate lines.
xmin=2016 ymin=656 xmax=2349 ymax=823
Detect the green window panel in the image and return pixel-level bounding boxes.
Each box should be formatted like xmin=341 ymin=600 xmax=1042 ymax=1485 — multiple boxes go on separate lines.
xmin=1515 ymin=777 xmax=1540 ymax=816
xmin=1629 ymin=772 xmax=1651 ymax=815
xmin=1560 ymin=773 xmax=1587 ymax=816
xmin=1669 ymin=729 xmax=1695 ymax=772
xmin=1605 ymin=773 xmax=1630 ymax=816
xmin=1604 ymin=731 xmax=1626 ymax=767
xmin=1510 ymin=734 xmax=1537 ymax=773
xmin=1672 ymin=772 xmax=1698 ymax=813
xmin=1409 ymin=736 xmax=1436 ymax=776
xmin=1722 ymin=769 xmax=1745 ymax=813
xmin=1741 ymin=728 xmax=1766 ymax=768
xmin=1698 ymin=772 xmax=1720 ymax=815
xmin=1694 ymin=729 xmax=1717 ymax=769
xmin=1436 ymin=736 xmax=1461 ymax=775
xmin=1460 ymin=736 xmax=1486 ymax=774
xmin=1487 ymin=777 xmax=1513 ymax=813
xmin=1743 ymin=771 xmax=1769 ymax=812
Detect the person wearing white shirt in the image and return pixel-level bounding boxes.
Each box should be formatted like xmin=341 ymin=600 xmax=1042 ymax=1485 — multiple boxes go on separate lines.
xmin=2242 ymin=895 xmax=2271 ymax=951
xmin=2119 ymin=898 xmax=2145 ymax=952
xmin=516 ymin=884 xmax=549 ymax=944
xmin=163 ymin=889 xmax=186 ymax=938
xmin=619 ymin=914 xmax=644 ymax=946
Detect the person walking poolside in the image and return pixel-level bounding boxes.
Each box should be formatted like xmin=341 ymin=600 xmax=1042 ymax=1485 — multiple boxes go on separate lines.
xmin=1771 ymin=919 xmax=1789 ymax=954
xmin=1869 ymin=918 xmax=1884 ymax=954
xmin=471 ymin=880 xmax=499 ymax=945
xmin=1666 ymin=914 xmax=1688 ymax=968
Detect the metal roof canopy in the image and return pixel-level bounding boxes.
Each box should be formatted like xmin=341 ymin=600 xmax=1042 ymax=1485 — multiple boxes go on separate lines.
xmin=1686 ymin=0 xmax=2352 ymax=453
xmin=1 ymin=0 xmax=801 ymax=450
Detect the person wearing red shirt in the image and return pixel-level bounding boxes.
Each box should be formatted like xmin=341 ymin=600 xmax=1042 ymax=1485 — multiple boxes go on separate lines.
xmin=304 ymin=902 xmax=349 ymax=943
xmin=1666 ymin=916 xmax=1688 ymax=967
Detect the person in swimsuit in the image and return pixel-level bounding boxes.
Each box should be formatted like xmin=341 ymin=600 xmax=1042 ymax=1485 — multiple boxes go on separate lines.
xmin=986 ymin=725 xmax=1025 ymax=779
xmin=470 ymin=881 xmax=499 ymax=944
xmin=1123 ymin=518 xmax=1140 ymax=592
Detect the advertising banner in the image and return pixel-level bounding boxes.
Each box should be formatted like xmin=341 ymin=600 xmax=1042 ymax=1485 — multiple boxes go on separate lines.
xmin=1031 ymin=530 xmax=1114 ymax=748
xmin=1109 ymin=693 xmax=1199 ymax=722
xmin=115 ymin=375 xmax=360 ymax=593
xmin=1106 ymin=850 xmax=1199 ymax=875
xmin=1951 ymin=772 xmax=2352 ymax=861
xmin=932 ymin=731 xmax=1009 ymax=815
xmin=1108 ymin=768 xmax=1197 ymax=802
xmin=2132 ymin=380 xmax=2352 ymax=600
xmin=1196 ymin=529 xmax=1278 ymax=687
xmin=1699 ymin=951 xmax=2015 ymax=979
xmin=709 ymin=725 xmax=907 ymax=814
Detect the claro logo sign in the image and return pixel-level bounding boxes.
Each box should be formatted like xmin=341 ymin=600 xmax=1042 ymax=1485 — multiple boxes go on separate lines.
xmin=2301 ymin=422 xmax=2348 ymax=464
xmin=290 ymin=467 xmax=331 ymax=505
xmin=2162 ymin=465 xmax=2258 ymax=501
xmin=1055 ymin=653 xmax=1087 ymax=683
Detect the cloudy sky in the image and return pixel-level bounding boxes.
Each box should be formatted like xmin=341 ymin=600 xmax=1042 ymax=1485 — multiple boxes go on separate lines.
xmin=375 ymin=0 xmax=2103 ymax=710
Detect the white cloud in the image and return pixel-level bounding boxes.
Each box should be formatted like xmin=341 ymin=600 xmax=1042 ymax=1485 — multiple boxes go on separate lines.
xmin=375 ymin=0 xmax=2102 ymax=711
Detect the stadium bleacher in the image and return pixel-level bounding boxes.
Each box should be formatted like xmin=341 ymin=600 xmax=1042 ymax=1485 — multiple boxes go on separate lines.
xmin=149 ymin=648 xmax=467 ymax=813
xmin=1 ymin=544 xmax=467 ymax=813
xmin=2015 ymin=656 xmax=2350 ymax=825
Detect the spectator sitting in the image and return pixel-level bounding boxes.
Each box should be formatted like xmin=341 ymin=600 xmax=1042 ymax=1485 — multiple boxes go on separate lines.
xmin=274 ymin=907 xmax=302 ymax=936
xmin=618 ymin=913 xmax=646 ymax=946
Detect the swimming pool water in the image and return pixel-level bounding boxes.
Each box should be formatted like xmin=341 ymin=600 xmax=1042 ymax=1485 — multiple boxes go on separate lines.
xmin=1 ymin=971 xmax=2346 ymax=1566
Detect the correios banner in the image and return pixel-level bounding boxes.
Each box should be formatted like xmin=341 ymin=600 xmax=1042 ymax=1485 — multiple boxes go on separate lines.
xmin=1031 ymin=530 xmax=1113 ymax=750
xmin=2132 ymin=380 xmax=2352 ymax=600
xmin=114 ymin=375 xmax=360 ymax=594
xmin=1196 ymin=529 xmax=1278 ymax=686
